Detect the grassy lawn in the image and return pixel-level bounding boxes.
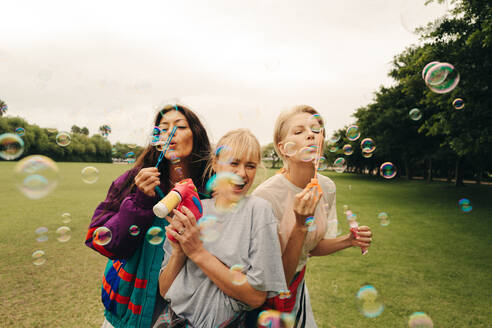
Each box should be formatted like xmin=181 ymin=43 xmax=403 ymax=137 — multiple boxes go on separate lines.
xmin=0 ymin=162 xmax=491 ymax=327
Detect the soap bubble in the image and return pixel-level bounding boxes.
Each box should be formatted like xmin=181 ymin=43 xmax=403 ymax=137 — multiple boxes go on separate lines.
xmin=299 ymin=146 xmax=317 ymax=162
xmin=146 ymin=226 xmax=164 ymax=245
xmin=425 ymin=62 xmax=460 ymax=94
xmin=14 ymin=155 xmax=59 ymax=199
xmin=230 ymin=264 xmax=247 ymax=285
xmin=361 ymin=138 xmax=376 ymax=153
xmin=35 ymin=227 xmax=49 ymax=242
xmin=329 ymin=135 xmax=340 ymax=143
xmin=278 ymin=290 xmax=292 ymax=300
xmin=215 ymin=145 xmax=233 ymax=164
xmin=343 ymin=144 xmax=354 ymax=156
xmin=0 ymin=133 xmax=24 ymax=160
xmin=329 ymin=145 xmax=339 ymax=153
xmin=15 ymin=127 xmax=25 ymax=137
xmin=56 ymin=226 xmax=71 ymax=242
xmin=458 ymin=198 xmax=472 ymax=212
xmin=408 ymin=312 xmax=434 ymax=327
xmin=356 ymin=285 xmax=384 ymax=318
xmin=55 ymin=131 xmax=71 ymax=147
xmin=422 ymin=61 xmax=440 ymax=80
xmin=409 ymin=108 xmax=422 ymax=121
xmin=126 ymin=152 xmax=136 ymax=164
xmin=198 ymin=215 xmax=220 ymax=242
xmin=346 ymin=125 xmax=360 ymax=141
xmin=453 ymin=98 xmax=464 ymax=110
xmin=61 ymin=212 xmax=71 ymax=224
xmin=81 ymin=166 xmax=99 ymax=184
xmin=129 ymin=225 xmax=140 ymax=236
xmin=362 ymin=152 xmax=373 ymax=159
xmin=317 ymin=156 xmax=327 ymax=171
xmin=333 ymin=157 xmax=347 ymax=173
xmin=309 ymin=114 xmax=323 ymax=133
xmin=380 ymin=162 xmax=397 ymax=179
xmin=378 ymin=212 xmax=390 ymax=226
xmin=283 ymin=141 xmax=297 ymax=156
xmin=305 ymin=216 xmax=317 ymax=232
xmin=93 ymin=226 xmax=112 ymax=246
xmin=32 ymin=250 xmax=46 ymax=266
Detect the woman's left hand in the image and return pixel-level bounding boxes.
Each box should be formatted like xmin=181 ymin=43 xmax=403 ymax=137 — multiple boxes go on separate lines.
xmin=349 ymin=225 xmax=372 ymax=248
xmin=166 ymin=206 xmax=205 ymax=260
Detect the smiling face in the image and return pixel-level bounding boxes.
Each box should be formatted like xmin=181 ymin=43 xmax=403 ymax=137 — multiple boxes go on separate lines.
xmin=278 ymin=112 xmax=324 ymax=163
xmin=213 ymin=152 xmax=258 ymax=198
xmin=158 ymin=110 xmax=193 ymax=161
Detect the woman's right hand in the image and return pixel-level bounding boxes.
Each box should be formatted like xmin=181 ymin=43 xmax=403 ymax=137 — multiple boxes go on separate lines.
xmin=293 ymin=186 xmax=323 ymax=228
xmin=165 ymin=215 xmax=185 ymax=256
xmin=135 ymin=167 xmax=161 ymax=197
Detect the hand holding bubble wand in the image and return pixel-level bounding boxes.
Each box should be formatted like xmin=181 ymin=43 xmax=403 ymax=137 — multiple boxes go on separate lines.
xmin=346 ymin=211 xmax=368 ymax=255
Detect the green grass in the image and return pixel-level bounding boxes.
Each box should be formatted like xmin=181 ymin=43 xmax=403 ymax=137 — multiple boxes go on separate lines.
xmin=1 ymin=162 xmax=491 ymax=327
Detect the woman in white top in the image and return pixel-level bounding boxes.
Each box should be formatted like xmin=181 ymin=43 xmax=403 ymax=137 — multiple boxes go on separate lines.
xmin=154 ymin=129 xmax=287 ymax=328
xmin=251 ymin=105 xmax=373 ymax=327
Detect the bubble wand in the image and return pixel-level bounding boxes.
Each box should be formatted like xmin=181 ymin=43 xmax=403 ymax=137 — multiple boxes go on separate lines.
xmin=154 ymin=125 xmax=177 ymax=168
xmin=305 ymin=127 xmax=324 ymax=194
xmin=346 ymin=211 xmax=368 ymax=255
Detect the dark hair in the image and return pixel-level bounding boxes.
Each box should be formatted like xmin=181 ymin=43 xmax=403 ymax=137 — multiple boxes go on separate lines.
xmin=104 ymin=104 xmax=211 ymax=212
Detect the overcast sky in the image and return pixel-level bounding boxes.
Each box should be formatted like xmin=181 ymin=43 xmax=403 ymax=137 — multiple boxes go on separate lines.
xmin=0 ymin=0 xmax=450 ymax=146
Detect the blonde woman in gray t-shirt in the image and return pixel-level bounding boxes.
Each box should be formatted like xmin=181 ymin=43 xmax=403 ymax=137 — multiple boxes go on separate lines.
xmin=153 ymin=129 xmax=287 ymax=328
xmin=251 ymin=105 xmax=373 ymax=327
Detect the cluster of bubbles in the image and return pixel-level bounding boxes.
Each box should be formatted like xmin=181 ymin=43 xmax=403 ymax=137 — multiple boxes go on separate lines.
xmin=100 ymin=124 xmax=112 ymax=137
xmin=422 ymin=61 xmax=460 ymax=94
xmin=33 ymin=212 xmax=73 ymax=265
xmin=81 ymin=166 xmax=99 ymax=184
xmin=15 ymin=155 xmax=59 ymax=199
xmin=378 ymin=212 xmax=390 ymax=226
xmin=55 ymin=131 xmax=71 ymax=147
xmin=0 ymin=133 xmax=24 ymax=160
xmin=408 ymin=312 xmax=434 ymax=327
xmin=458 ymin=198 xmax=472 ymax=212
xmin=329 ymin=125 xmax=385 ymax=175
xmin=356 ymin=285 xmax=384 ymax=318
xmin=257 ymin=310 xmax=295 ymax=328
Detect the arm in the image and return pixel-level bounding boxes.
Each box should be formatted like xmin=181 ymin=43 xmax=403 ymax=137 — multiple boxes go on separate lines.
xmin=168 ymin=207 xmax=267 ymax=309
xmin=310 ymin=226 xmax=373 ymax=256
xmin=282 ymin=188 xmax=322 ymax=285
xmin=85 ymin=170 xmax=157 ymax=259
xmin=159 ymin=249 xmax=187 ymax=298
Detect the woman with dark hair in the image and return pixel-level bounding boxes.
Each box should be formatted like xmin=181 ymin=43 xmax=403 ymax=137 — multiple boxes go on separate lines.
xmin=85 ymin=104 xmax=211 ymax=328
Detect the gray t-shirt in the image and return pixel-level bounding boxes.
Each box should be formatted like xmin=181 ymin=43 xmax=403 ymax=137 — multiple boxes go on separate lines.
xmin=160 ymin=196 xmax=287 ymax=328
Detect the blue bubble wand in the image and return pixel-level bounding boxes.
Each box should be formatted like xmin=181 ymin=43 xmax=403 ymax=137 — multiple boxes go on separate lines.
xmin=155 ymin=125 xmax=177 ymax=168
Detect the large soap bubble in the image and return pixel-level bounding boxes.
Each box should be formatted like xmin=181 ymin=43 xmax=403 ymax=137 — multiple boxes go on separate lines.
xmin=14 ymin=155 xmax=59 ymax=199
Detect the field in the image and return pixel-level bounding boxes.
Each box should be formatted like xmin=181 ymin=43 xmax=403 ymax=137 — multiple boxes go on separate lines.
xmin=1 ymin=162 xmax=491 ymax=327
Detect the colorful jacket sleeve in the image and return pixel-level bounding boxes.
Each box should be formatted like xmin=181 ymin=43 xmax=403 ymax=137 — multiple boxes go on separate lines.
xmin=85 ymin=170 xmax=158 ymax=260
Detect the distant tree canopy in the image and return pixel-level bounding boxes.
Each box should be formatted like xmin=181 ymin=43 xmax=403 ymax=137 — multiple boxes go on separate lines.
xmin=323 ymin=0 xmax=492 ymax=185
xmin=0 ymin=116 xmax=143 ymax=163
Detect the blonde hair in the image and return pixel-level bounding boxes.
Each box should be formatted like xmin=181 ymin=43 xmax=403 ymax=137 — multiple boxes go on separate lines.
xmin=208 ymin=129 xmax=262 ymax=175
xmin=273 ymin=105 xmax=325 ymax=171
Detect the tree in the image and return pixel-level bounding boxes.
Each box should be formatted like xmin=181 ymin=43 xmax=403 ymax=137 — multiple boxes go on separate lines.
xmin=0 ymin=99 xmax=7 ymax=117
xmin=81 ymin=127 xmax=89 ymax=135
xmin=71 ymin=125 xmax=81 ymax=134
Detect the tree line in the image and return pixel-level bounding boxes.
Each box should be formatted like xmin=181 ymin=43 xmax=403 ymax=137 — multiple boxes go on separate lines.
xmin=264 ymin=0 xmax=491 ymax=186
xmin=0 ymin=116 xmax=143 ymax=163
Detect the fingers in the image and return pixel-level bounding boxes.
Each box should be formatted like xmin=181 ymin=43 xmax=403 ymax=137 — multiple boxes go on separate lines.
xmin=165 ymin=226 xmax=182 ymax=242
xmin=167 ymin=215 xmax=185 ymax=233
xmin=172 ymin=209 xmax=194 ymax=230
xmin=180 ymin=206 xmax=197 ymax=226
xmin=135 ymin=167 xmax=161 ymax=195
